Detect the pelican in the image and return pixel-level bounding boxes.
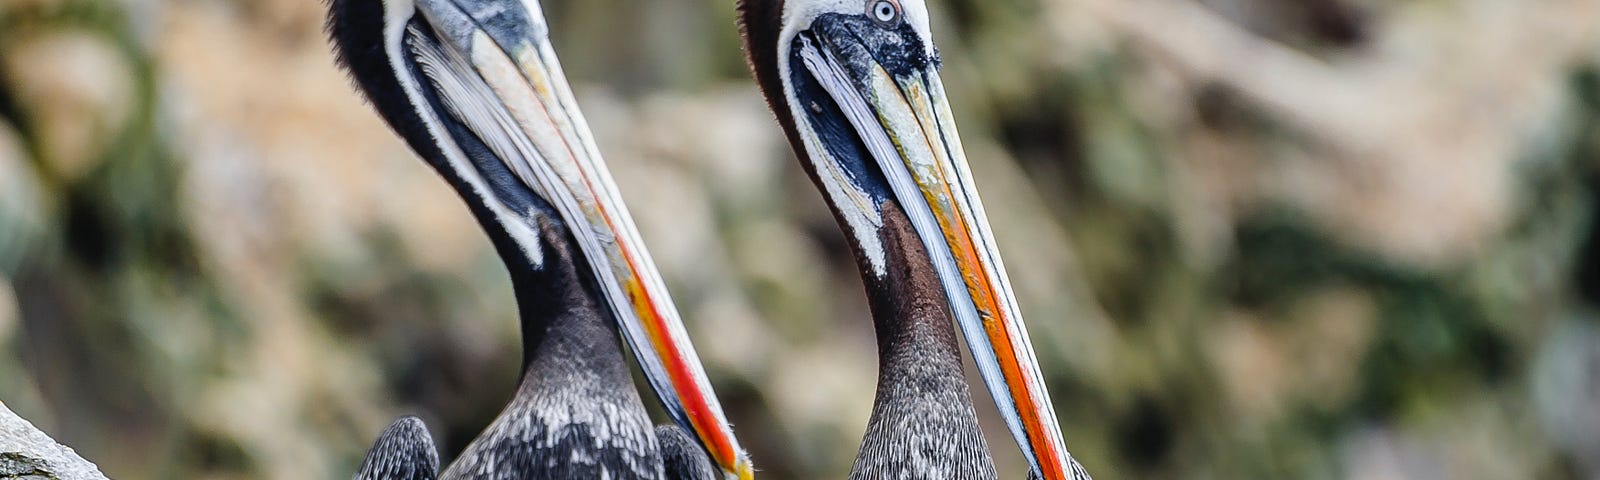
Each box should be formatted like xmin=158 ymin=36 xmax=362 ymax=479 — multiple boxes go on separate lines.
xmin=325 ymin=0 xmax=752 ymax=478
xmin=736 ymin=0 xmax=1092 ymax=478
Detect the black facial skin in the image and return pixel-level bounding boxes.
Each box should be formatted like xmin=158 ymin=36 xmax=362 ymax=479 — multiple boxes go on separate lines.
xmin=785 ymin=12 xmax=940 ymax=208
xmin=425 ymin=0 xmax=550 ymax=67
xmin=458 ymin=0 xmax=547 ymax=49
xmin=807 ymin=12 xmax=939 ymax=91
xmin=787 ymin=38 xmax=894 ymax=205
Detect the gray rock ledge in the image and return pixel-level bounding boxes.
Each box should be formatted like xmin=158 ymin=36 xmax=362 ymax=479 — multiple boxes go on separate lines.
xmin=0 ymin=402 xmax=108 ymax=480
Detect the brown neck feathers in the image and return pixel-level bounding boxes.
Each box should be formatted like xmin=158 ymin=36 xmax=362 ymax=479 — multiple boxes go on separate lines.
xmin=864 ymin=201 xmax=963 ymax=362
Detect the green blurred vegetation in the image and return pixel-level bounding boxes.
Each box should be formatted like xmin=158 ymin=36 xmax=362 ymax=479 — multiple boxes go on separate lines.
xmin=1 ymin=0 xmax=1598 ymax=479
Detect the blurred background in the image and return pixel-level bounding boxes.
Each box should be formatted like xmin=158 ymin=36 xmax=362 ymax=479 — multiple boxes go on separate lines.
xmin=1 ymin=0 xmax=1598 ymax=478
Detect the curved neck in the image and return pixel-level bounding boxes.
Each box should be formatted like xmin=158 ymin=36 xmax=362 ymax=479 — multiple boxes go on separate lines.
xmin=503 ymin=216 xmax=613 ymax=371
xmin=859 ymin=204 xmax=964 ymax=368
xmin=441 ymin=216 xmax=660 ymax=480
xmin=328 ymin=1 xmax=611 ymax=362
xmin=847 ymin=202 xmax=998 ymax=479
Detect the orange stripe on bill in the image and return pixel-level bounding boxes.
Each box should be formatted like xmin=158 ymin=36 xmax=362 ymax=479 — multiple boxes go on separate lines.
xmin=859 ymin=62 xmax=1078 ymax=480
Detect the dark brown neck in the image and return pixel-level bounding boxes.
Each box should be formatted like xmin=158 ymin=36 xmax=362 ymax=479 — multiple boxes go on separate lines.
xmin=862 ymin=203 xmax=964 ymax=366
xmin=849 ymin=201 xmax=998 ymax=479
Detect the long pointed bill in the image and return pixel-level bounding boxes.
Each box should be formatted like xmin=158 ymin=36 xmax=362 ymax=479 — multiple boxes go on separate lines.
xmin=406 ymin=1 xmax=751 ymax=477
xmin=794 ymin=29 xmax=1084 ymax=480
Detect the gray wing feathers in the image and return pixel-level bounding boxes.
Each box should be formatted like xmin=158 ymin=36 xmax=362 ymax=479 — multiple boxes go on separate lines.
xmin=655 ymin=424 xmax=716 ymax=480
xmin=355 ymin=416 xmax=440 ymax=480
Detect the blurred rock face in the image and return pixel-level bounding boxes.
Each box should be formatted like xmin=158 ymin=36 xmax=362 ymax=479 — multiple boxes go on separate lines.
xmin=1534 ymin=315 xmax=1600 ymax=476
xmin=0 ymin=120 xmax=46 ymax=273
xmin=0 ymin=0 xmax=1596 ymax=479
xmin=1 ymin=30 xmax=134 ymax=183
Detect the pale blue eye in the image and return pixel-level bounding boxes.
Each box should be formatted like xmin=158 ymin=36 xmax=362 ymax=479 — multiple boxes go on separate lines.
xmin=871 ymin=0 xmax=898 ymax=24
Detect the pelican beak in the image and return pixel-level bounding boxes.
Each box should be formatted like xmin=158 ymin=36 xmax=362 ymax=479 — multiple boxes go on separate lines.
xmin=791 ymin=18 xmax=1083 ymax=480
xmin=407 ymin=1 xmax=752 ymax=478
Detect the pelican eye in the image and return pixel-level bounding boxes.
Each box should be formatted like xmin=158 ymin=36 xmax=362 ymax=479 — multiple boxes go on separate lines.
xmin=869 ymin=0 xmax=900 ymax=27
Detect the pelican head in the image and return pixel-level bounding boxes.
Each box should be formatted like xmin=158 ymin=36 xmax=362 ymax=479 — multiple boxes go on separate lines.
xmin=327 ymin=0 xmax=751 ymax=477
xmin=737 ymin=0 xmax=1088 ymax=478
